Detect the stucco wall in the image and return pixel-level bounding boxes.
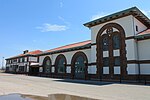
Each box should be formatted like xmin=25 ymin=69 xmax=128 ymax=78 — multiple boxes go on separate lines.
xmin=29 ymin=57 xmax=37 ymax=62
xmin=89 ymin=15 xmax=149 ymax=76
xmin=126 ymin=39 xmax=138 ymax=60
xmin=39 ymin=49 xmax=91 ymax=66
xmin=138 ymin=39 xmax=150 ymax=60
xmin=90 ymin=15 xmax=134 ymax=44
xmin=127 ymin=64 xmax=139 ymax=75
xmin=138 ymin=39 xmax=150 ymax=75
xmin=133 ymin=17 xmax=147 ymax=35
xmin=39 ymin=49 xmax=91 ymax=74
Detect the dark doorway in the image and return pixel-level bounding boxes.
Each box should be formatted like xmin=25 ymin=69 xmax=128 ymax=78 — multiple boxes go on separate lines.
xmin=29 ymin=67 xmax=39 ymax=76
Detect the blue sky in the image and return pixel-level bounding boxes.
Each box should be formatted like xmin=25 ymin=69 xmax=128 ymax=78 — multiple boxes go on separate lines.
xmin=0 ymin=0 xmax=150 ymax=66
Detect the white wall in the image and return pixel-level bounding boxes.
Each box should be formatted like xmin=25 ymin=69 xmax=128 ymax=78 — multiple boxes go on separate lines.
xmin=127 ymin=64 xmax=139 ymax=75
xmin=138 ymin=39 xmax=150 ymax=60
xmin=90 ymin=45 xmax=96 ymax=63
xmin=126 ymin=39 xmax=138 ymax=60
xmin=133 ymin=17 xmax=147 ymax=35
xmin=90 ymin=15 xmax=134 ymax=44
xmin=138 ymin=39 xmax=150 ymax=75
xmin=39 ymin=55 xmax=52 ymax=66
xmin=140 ymin=64 xmax=150 ymax=74
xmin=39 ymin=49 xmax=91 ymax=66
xmin=29 ymin=57 xmax=37 ymax=62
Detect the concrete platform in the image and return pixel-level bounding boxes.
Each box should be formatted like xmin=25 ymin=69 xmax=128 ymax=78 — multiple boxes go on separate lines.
xmin=0 ymin=73 xmax=150 ymax=100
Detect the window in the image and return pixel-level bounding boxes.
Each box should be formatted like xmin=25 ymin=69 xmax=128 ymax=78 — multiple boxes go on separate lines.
xmin=114 ymin=57 xmax=120 ymax=66
xmin=19 ymin=66 xmax=24 ymax=72
xmin=18 ymin=58 xmax=20 ymax=63
xmin=103 ymin=57 xmax=109 ymax=66
xmin=22 ymin=58 xmax=25 ymax=62
xmin=102 ymin=36 xmax=109 ymax=51
xmin=136 ymin=25 xmax=138 ymax=32
xmin=44 ymin=59 xmax=51 ymax=73
xmin=57 ymin=58 xmax=65 ymax=73
xmin=113 ymin=34 xmax=120 ymax=49
xmin=75 ymin=56 xmax=85 ymax=73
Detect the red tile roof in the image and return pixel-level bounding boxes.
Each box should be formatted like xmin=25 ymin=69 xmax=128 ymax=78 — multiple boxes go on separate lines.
xmin=138 ymin=29 xmax=150 ymax=35
xmin=6 ymin=50 xmax=42 ymax=59
xmin=45 ymin=40 xmax=91 ymax=53
xmin=26 ymin=50 xmax=43 ymax=55
xmin=6 ymin=40 xmax=91 ymax=59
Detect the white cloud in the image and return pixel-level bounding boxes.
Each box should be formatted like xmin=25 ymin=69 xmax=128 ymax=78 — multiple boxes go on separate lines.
xmin=36 ymin=23 xmax=68 ymax=32
xmin=91 ymin=12 xmax=109 ymax=21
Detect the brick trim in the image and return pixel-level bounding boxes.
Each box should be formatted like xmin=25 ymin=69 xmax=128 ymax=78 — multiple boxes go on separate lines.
xmin=96 ymin=23 xmax=127 ymax=80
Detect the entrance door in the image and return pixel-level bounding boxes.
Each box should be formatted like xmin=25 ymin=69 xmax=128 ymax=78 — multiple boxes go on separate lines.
xmin=97 ymin=23 xmax=127 ymax=80
xmin=102 ymin=30 xmax=121 ymax=79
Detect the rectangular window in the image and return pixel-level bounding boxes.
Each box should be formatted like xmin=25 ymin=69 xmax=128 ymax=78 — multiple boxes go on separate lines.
xmin=136 ymin=25 xmax=138 ymax=32
xmin=103 ymin=57 xmax=109 ymax=66
xmin=18 ymin=58 xmax=20 ymax=63
xmin=22 ymin=58 xmax=25 ymax=62
xmin=114 ymin=57 xmax=120 ymax=66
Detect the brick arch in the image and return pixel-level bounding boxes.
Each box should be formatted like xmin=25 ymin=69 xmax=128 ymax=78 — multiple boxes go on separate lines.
xmin=71 ymin=51 xmax=88 ymax=79
xmin=55 ymin=54 xmax=67 ymax=74
xmin=96 ymin=23 xmax=127 ymax=80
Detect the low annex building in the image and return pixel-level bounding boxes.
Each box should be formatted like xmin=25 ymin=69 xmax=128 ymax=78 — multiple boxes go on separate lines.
xmin=5 ymin=50 xmax=42 ymax=75
xmin=6 ymin=7 xmax=150 ymax=80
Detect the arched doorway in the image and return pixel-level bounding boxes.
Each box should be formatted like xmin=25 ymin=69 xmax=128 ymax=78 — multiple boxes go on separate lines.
xmin=43 ymin=56 xmax=51 ymax=75
xmin=96 ymin=23 xmax=127 ymax=80
xmin=71 ymin=52 xmax=88 ymax=79
xmin=55 ymin=54 xmax=67 ymax=77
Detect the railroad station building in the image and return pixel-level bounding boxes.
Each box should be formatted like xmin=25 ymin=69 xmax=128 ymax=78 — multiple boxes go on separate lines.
xmin=6 ymin=7 xmax=150 ymax=81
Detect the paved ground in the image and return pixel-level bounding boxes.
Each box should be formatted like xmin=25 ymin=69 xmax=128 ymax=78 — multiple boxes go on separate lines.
xmin=0 ymin=73 xmax=150 ymax=100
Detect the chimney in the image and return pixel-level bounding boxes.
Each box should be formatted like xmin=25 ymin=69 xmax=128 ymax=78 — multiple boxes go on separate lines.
xmin=23 ymin=50 xmax=29 ymax=54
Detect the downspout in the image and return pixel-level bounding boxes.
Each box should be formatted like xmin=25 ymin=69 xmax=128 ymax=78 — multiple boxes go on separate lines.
xmin=132 ymin=16 xmax=141 ymax=81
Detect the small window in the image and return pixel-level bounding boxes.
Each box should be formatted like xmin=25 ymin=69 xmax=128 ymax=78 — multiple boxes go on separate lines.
xmin=114 ymin=57 xmax=120 ymax=66
xmin=113 ymin=34 xmax=120 ymax=49
xmin=136 ymin=25 xmax=138 ymax=32
xmin=103 ymin=57 xmax=109 ymax=66
xmin=102 ymin=36 xmax=109 ymax=51
xmin=22 ymin=58 xmax=25 ymax=62
xmin=44 ymin=59 xmax=51 ymax=73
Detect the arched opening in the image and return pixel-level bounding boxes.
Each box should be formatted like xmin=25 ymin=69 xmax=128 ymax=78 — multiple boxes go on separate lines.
xmin=43 ymin=56 xmax=51 ymax=75
xmin=71 ymin=52 xmax=88 ymax=79
xmin=96 ymin=23 xmax=127 ymax=80
xmin=55 ymin=54 xmax=67 ymax=77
